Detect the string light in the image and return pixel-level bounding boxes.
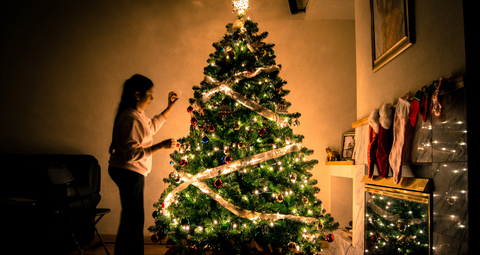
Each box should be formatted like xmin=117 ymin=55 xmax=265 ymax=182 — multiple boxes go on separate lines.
xmin=232 ymin=0 xmax=249 ymax=14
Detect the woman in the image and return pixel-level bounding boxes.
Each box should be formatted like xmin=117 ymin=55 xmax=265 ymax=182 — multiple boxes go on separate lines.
xmin=108 ymin=74 xmax=177 ymax=255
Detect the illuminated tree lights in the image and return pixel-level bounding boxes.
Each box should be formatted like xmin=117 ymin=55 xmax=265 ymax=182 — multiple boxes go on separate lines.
xmin=148 ymin=12 xmax=338 ymax=255
xmin=365 ymin=193 xmax=429 ymax=254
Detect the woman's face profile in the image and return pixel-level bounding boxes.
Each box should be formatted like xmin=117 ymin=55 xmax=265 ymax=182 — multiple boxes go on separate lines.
xmin=136 ymin=87 xmax=154 ymax=110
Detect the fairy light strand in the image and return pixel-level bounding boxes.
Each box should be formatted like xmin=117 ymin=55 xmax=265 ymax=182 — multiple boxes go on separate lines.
xmin=232 ymin=0 xmax=249 ymax=14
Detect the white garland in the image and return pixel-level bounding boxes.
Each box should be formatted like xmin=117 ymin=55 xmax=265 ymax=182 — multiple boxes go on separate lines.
xmin=162 ymin=17 xmax=318 ymax=225
xmin=200 ymin=66 xmax=289 ymax=126
xmin=163 ymin=144 xmax=319 ymax=223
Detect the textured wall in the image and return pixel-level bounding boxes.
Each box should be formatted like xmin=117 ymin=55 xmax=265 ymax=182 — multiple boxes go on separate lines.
xmin=0 ymin=0 xmax=356 ymax=236
xmin=354 ymin=0 xmax=467 ymax=254
xmin=355 ymin=0 xmax=466 ymax=119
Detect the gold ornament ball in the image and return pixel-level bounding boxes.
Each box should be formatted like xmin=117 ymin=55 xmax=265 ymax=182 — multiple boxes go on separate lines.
xmin=276 ymin=193 xmax=284 ymax=203
xmin=293 ymin=119 xmax=300 ymax=127
xmin=287 ymin=242 xmax=297 ymax=252
xmin=317 ymin=221 xmax=324 ymax=231
xmin=238 ymin=141 xmax=246 ymax=149
xmin=290 ymin=172 xmax=297 ymax=182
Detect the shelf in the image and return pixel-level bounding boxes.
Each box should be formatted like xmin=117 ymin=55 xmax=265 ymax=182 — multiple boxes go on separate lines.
xmin=325 ymin=161 xmax=354 ymax=165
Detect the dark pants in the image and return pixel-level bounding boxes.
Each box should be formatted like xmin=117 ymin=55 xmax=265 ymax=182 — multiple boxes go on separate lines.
xmin=109 ymin=166 xmax=145 ymax=255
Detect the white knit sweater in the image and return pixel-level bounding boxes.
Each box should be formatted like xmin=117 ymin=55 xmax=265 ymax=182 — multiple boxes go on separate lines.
xmin=109 ymin=108 xmax=166 ymax=176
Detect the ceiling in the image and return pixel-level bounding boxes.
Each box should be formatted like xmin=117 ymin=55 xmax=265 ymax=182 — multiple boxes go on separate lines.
xmin=246 ymin=0 xmax=355 ymax=21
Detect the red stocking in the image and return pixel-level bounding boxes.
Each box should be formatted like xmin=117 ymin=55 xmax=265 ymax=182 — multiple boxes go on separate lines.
xmin=368 ymin=126 xmax=378 ymax=178
xmin=418 ymin=86 xmax=428 ymax=122
xmin=367 ymin=109 xmax=380 ymax=178
xmin=376 ymin=103 xmax=393 ymax=178
xmin=408 ymin=88 xmax=425 ymax=126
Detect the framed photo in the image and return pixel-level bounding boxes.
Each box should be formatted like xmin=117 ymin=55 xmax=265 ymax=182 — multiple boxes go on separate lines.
xmin=370 ymin=0 xmax=414 ymax=72
xmin=341 ymin=132 xmax=355 ymax=161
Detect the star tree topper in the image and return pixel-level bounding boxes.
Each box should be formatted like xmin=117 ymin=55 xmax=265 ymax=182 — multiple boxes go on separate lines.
xmin=232 ymin=0 xmax=250 ymax=14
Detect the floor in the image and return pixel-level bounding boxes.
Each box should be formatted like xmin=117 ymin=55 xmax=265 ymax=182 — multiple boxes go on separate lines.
xmin=68 ymin=242 xmax=171 ymax=255
xmin=68 ymin=238 xmax=334 ymax=255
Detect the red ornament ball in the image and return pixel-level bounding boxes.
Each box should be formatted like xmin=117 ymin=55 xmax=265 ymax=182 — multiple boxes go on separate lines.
xmin=258 ymin=128 xmax=266 ymax=137
xmin=325 ymin=234 xmax=335 ymax=242
xmin=151 ymin=233 xmax=160 ymax=243
xmin=224 ymin=155 xmax=232 ymax=163
xmin=187 ymin=106 xmax=194 ymax=113
xmin=190 ymin=117 xmax=197 ymax=126
xmin=209 ymin=125 xmax=215 ymax=132
xmin=214 ymin=178 xmax=223 ymax=188
xmin=180 ymin=159 xmax=187 ymax=167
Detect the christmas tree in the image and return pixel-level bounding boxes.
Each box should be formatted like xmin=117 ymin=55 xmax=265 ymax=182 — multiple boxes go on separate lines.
xmin=365 ymin=190 xmax=429 ymax=254
xmin=149 ymin=2 xmax=338 ymax=254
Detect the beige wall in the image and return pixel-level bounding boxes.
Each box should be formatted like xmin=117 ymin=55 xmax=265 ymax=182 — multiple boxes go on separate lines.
xmin=355 ymin=0 xmax=466 ymax=119
xmin=0 ymin=1 xmax=356 ymax=236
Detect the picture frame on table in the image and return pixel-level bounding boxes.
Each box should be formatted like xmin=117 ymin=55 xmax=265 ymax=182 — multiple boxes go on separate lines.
xmin=341 ymin=132 xmax=355 ymax=161
xmin=370 ymin=0 xmax=415 ymax=72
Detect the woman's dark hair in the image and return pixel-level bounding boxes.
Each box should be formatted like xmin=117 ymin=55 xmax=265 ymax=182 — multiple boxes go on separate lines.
xmin=109 ymin=74 xmax=154 ymax=155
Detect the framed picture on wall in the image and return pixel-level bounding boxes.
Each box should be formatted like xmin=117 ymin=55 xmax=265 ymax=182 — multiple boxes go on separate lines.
xmin=341 ymin=132 xmax=355 ymax=161
xmin=370 ymin=0 xmax=415 ymax=72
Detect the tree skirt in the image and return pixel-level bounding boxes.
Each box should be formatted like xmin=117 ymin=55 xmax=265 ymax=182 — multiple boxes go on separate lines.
xmin=164 ymin=246 xmax=282 ymax=255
